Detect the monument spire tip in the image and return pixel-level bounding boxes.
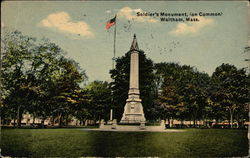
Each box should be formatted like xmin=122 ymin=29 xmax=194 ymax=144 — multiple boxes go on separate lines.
xmin=130 ymin=34 xmax=139 ymax=50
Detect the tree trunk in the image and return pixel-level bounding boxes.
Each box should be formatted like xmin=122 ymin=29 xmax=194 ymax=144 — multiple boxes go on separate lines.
xmin=193 ymin=109 xmax=198 ymax=128
xmin=52 ymin=116 xmax=55 ymax=126
xmin=229 ymin=108 xmax=234 ymax=128
xmin=17 ymin=106 xmax=22 ymax=128
xmin=236 ymin=113 xmax=239 ymax=128
xmin=167 ymin=117 xmax=170 ymax=128
xmin=59 ymin=114 xmax=63 ymax=127
xmin=230 ymin=112 xmax=233 ymax=128
xmin=33 ymin=113 xmax=35 ymax=124
xmin=65 ymin=114 xmax=68 ymax=126
xmin=13 ymin=119 xmax=16 ymax=127
xmin=170 ymin=117 xmax=174 ymax=127
xmin=41 ymin=119 xmax=45 ymax=128
xmin=17 ymin=106 xmax=20 ymax=128
xmin=181 ymin=120 xmax=184 ymax=126
xmin=17 ymin=117 xmax=22 ymax=128
xmin=192 ymin=113 xmax=196 ymax=127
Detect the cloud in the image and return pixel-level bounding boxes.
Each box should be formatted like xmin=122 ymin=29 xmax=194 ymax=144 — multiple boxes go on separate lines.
xmin=118 ymin=7 xmax=158 ymax=23
xmin=169 ymin=16 xmax=214 ymax=36
xmin=39 ymin=12 xmax=94 ymax=37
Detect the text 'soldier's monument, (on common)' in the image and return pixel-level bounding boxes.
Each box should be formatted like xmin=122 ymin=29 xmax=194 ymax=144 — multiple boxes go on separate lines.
xmin=120 ymin=34 xmax=146 ymax=124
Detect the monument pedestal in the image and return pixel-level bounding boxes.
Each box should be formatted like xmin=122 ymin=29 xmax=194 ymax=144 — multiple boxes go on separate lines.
xmin=120 ymin=102 xmax=145 ymax=123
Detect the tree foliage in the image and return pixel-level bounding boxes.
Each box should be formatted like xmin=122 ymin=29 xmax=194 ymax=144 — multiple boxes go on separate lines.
xmin=1 ymin=31 xmax=87 ymax=126
xmin=155 ymin=63 xmax=211 ymax=125
xmin=155 ymin=62 xmax=249 ymax=127
xmin=1 ymin=30 xmax=249 ymax=128
xmin=210 ymin=64 xmax=249 ymax=127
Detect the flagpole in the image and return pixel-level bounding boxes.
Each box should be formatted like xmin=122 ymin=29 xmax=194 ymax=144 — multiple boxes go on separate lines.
xmin=112 ymin=16 xmax=117 ymax=69
xmin=110 ymin=15 xmax=117 ymax=122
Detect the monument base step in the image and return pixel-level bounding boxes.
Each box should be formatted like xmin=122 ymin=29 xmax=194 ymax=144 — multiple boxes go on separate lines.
xmin=99 ymin=124 xmax=165 ymax=131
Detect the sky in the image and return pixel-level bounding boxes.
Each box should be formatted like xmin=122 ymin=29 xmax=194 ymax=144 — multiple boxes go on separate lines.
xmin=1 ymin=1 xmax=249 ymax=82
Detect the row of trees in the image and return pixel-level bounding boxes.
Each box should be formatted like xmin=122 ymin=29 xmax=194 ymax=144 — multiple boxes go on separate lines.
xmin=110 ymin=50 xmax=249 ymax=128
xmin=1 ymin=31 xmax=249 ymax=128
xmin=155 ymin=63 xmax=249 ymax=128
xmin=1 ymin=31 xmax=111 ymax=127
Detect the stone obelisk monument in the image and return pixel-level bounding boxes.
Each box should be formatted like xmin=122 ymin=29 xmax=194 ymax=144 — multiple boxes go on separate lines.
xmin=120 ymin=34 xmax=146 ymax=124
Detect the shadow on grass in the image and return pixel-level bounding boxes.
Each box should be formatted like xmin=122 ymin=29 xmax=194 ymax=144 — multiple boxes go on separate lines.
xmin=1 ymin=128 xmax=248 ymax=157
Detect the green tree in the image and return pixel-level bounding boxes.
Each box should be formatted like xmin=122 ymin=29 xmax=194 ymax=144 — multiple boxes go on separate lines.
xmin=44 ymin=56 xmax=86 ymax=126
xmin=155 ymin=63 xmax=185 ymax=125
xmin=211 ymin=63 xmax=249 ymax=128
xmin=1 ymin=30 xmax=37 ymax=127
xmin=155 ymin=63 xmax=210 ymax=126
xmin=180 ymin=69 xmax=210 ymax=126
xmin=25 ymin=39 xmax=66 ymax=126
xmin=84 ymin=81 xmax=112 ymax=122
xmin=71 ymin=89 xmax=91 ymax=125
xmin=1 ymin=30 xmax=87 ymax=127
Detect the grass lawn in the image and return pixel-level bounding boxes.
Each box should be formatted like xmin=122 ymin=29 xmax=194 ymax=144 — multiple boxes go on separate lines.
xmin=1 ymin=128 xmax=248 ymax=157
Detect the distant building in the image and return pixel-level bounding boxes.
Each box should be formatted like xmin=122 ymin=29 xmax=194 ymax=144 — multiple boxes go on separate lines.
xmin=9 ymin=112 xmax=80 ymax=126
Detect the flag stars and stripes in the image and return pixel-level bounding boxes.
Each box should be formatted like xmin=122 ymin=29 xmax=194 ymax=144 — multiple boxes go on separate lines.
xmin=106 ymin=16 xmax=116 ymax=29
